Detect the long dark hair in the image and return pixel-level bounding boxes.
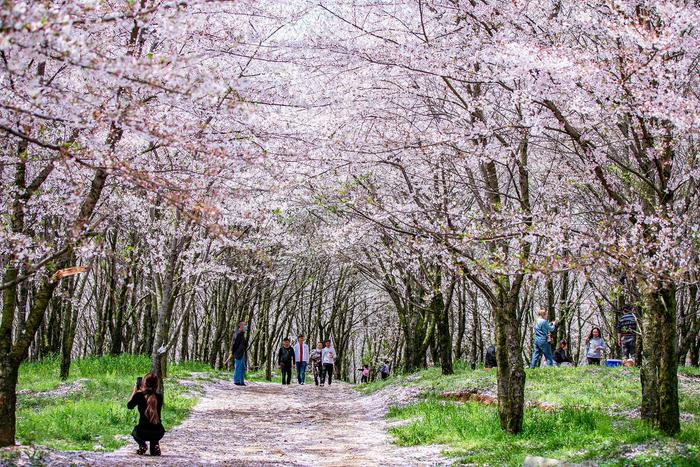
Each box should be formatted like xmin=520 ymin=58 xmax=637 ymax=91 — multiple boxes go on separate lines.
xmin=143 ymin=372 xmax=160 ymax=425
xmin=588 ymin=327 xmax=602 ymax=341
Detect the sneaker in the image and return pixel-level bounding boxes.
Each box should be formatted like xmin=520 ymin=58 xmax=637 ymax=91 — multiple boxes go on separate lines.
xmin=136 ymin=445 xmax=147 ymax=456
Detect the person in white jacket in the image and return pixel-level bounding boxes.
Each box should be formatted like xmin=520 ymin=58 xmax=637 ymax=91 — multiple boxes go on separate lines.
xmin=321 ymin=340 xmax=336 ymax=386
xmin=293 ymin=335 xmax=310 ymax=385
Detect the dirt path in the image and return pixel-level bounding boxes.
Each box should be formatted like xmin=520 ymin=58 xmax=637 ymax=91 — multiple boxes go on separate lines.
xmin=43 ymin=380 xmax=446 ymax=466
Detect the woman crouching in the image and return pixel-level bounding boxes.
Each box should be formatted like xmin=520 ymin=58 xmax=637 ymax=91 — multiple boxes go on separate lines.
xmin=127 ymin=372 xmax=165 ymax=456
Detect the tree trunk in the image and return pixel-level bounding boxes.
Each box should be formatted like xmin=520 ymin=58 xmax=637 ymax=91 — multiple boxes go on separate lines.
xmin=640 ymin=284 xmax=679 ymax=435
xmin=60 ymin=276 xmax=80 ymax=380
xmin=493 ymin=287 xmax=525 ymax=434
xmin=432 ymin=272 xmax=454 ymax=375
xmin=151 ymin=234 xmax=180 ymax=384
xmin=0 ymin=356 xmax=19 ymax=447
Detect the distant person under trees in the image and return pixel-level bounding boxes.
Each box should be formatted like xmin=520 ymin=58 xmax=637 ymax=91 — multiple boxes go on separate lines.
xmin=554 ymin=339 xmax=573 ymax=366
xmin=585 ymin=327 xmax=607 ymax=365
xmin=293 ymin=335 xmax=309 ymax=385
xmin=225 ymin=321 xmax=248 ymax=386
xmin=310 ymin=342 xmax=324 ymax=386
xmin=379 ymin=362 xmax=390 ymax=380
xmin=278 ymin=338 xmax=295 ymax=385
xmin=485 ymin=345 xmax=497 ymax=369
xmin=530 ymin=309 xmax=558 ymax=368
xmin=358 ymin=364 xmax=369 ymax=383
xmin=617 ymin=306 xmax=639 ymax=361
xmin=321 ymin=340 xmax=335 ymax=386
xmin=127 ymin=372 xmax=164 ymax=456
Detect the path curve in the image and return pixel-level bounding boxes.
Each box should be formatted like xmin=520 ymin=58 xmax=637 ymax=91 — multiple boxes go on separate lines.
xmin=45 ymin=380 xmax=446 ymax=466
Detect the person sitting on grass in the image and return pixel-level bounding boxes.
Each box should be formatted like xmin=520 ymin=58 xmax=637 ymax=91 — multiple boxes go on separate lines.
xmin=553 ymin=339 xmax=573 ymax=366
xmin=484 ymin=344 xmax=497 ymax=369
xmin=127 ymin=372 xmax=165 ymax=456
xmin=585 ymin=327 xmax=606 ymax=365
xmin=529 ymin=308 xmax=557 ymax=368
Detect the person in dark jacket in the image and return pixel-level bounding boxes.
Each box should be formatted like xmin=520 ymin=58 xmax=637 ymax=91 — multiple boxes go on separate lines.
xmin=278 ymin=338 xmax=295 ymax=385
xmin=228 ymin=321 xmax=247 ymax=386
xmin=617 ymin=306 xmax=638 ymax=360
xmin=127 ymin=372 xmax=165 ymax=456
xmin=484 ymin=345 xmax=497 ymax=369
xmin=553 ymin=339 xmax=573 ymax=366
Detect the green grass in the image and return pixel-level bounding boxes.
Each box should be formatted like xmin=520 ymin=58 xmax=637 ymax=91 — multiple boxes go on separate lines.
xmin=16 ymin=354 xmax=224 ymax=451
xmin=366 ymin=362 xmax=700 ymax=466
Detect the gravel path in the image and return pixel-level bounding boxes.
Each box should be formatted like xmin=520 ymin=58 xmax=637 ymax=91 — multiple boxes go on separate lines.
xmin=40 ymin=380 xmax=446 ymax=466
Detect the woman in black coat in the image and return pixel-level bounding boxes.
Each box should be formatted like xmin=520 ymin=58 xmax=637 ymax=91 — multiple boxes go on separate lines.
xmin=553 ymin=339 xmax=573 ymax=366
xmin=127 ymin=372 xmax=165 ymax=456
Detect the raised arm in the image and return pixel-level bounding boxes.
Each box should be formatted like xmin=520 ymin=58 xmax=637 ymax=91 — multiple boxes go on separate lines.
xmin=127 ymin=390 xmax=140 ymax=410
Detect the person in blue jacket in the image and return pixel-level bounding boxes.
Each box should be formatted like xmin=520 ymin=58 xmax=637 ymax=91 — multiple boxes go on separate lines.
xmin=530 ymin=308 xmax=558 ymax=368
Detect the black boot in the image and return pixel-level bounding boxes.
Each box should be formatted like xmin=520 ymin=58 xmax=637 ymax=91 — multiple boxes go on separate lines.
xmin=150 ymin=442 xmax=161 ymax=456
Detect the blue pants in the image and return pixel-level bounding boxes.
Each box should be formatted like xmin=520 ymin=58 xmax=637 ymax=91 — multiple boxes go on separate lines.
xmin=234 ymin=357 xmax=246 ymax=384
xmin=530 ymin=340 xmax=554 ymax=368
xmin=296 ymin=361 xmax=307 ymax=384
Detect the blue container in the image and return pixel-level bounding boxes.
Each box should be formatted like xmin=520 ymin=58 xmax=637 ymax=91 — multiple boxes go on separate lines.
xmin=605 ymin=359 xmax=622 ymax=367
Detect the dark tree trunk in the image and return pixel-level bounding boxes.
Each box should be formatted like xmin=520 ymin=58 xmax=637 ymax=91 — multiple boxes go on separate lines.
xmin=59 ymin=275 xmax=80 ymax=380
xmin=640 ymin=285 xmax=679 ymax=435
xmin=0 ymin=356 xmax=19 ymax=447
xmin=432 ymin=272 xmax=455 ymax=375
xmin=493 ymin=282 xmax=526 ymax=434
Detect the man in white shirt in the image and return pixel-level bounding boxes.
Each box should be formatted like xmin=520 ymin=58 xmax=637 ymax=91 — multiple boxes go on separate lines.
xmin=293 ymin=335 xmax=310 ymax=385
xmin=321 ymin=339 xmax=336 ymax=386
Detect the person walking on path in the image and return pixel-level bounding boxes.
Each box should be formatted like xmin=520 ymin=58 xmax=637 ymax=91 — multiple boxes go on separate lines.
xmin=293 ymin=335 xmax=310 ymax=385
xmin=229 ymin=321 xmax=248 ymax=386
xmin=128 ymin=372 xmax=165 ymax=456
xmin=585 ymin=327 xmax=607 ymax=365
xmin=278 ymin=338 xmax=295 ymax=385
xmin=310 ymin=341 xmax=324 ymax=386
xmin=530 ymin=308 xmax=557 ymax=368
xmin=321 ymin=339 xmax=336 ymax=386
xmin=617 ymin=306 xmax=638 ymax=361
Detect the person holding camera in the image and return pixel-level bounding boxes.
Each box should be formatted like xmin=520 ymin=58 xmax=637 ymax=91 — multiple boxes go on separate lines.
xmin=127 ymin=372 xmax=165 ymax=456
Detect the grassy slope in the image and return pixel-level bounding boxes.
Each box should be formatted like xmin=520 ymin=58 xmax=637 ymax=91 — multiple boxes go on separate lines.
xmin=358 ymin=362 xmax=700 ymax=466
xmin=16 ymin=354 xmax=228 ymax=451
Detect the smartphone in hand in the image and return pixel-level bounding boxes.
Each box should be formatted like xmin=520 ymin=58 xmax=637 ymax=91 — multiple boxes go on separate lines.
xmin=136 ymin=376 xmax=143 ymax=389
